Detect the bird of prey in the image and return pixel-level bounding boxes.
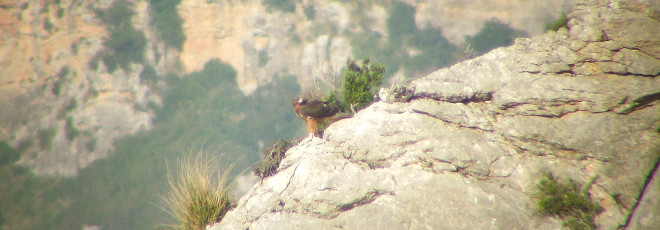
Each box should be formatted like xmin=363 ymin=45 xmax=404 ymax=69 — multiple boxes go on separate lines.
xmin=292 ymin=96 xmax=339 ymax=137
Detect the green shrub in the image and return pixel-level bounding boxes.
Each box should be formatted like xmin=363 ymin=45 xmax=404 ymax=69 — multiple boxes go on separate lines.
xmin=149 ymin=0 xmax=186 ymax=50
xmin=58 ymin=98 xmax=77 ymax=119
xmin=65 ymin=116 xmax=80 ymax=141
xmin=342 ymin=58 xmax=384 ymax=112
xmin=0 ymin=141 xmax=20 ymax=166
xmin=140 ymin=65 xmax=158 ymax=85
xmin=405 ymin=27 xmax=457 ymax=76
xmin=162 ymin=151 xmax=235 ymax=230
xmin=86 ymin=139 xmax=97 ymax=152
xmin=465 ymin=19 xmax=528 ymax=55
xmin=57 ymin=7 xmax=65 ymax=18
xmin=101 ymin=24 xmax=147 ymax=72
xmin=43 ymin=18 xmax=54 ymax=32
xmin=96 ymin=0 xmax=133 ymax=29
xmin=386 ymin=1 xmax=416 ymax=45
xmin=52 ymin=66 xmax=69 ymax=96
xmin=38 ymin=128 xmax=56 ymax=150
xmin=93 ymin=0 xmax=147 ymax=73
xmin=262 ymin=0 xmax=296 ymax=13
xmin=535 ymin=173 xmax=603 ymax=230
xmin=258 ymin=50 xmax=270 ymax=68
xmin=546 ymin=13 xmax=568 ymax=31
xmin=254 ymin=139 xmax=294 ymax=179
xmin=158 ymin=59 xmax=238 ymax=122
xmin=303 ymin=5 xmax=315 ymax=20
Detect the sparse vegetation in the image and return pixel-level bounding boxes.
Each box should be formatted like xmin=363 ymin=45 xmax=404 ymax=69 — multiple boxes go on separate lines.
xmin=461 ymin=41 xmax=478 ymax=61
xmin=535 ymin=173 xmax=603 ymax=230
xmin=162 ymin=150 xmax=235 ymax=230
xmin=254 ymin=139 xmax=295 ymax=179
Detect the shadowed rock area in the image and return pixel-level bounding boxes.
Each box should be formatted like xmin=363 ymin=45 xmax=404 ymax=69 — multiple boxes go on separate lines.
xmin=210 ymin=0 xmax=660 ymax=229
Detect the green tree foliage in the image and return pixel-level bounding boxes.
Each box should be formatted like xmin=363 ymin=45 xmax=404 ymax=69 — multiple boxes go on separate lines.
xmin=47 ymin=59 xmax=303 ymax=230
xmin=93 ymin=0 xmax=147 ymax=73
xmin=140 ymin=64 xmax=158 ymax=85
xmin=351 ymin=31 xmax=401 ymax=77
xmin=158 ymin=60 xmax=239 ymax=122
xmin=386 ymin=1 xmax=416 ymax=45
xmin=65 ymin=116 xmax=80 ymax=141
xmin=262 ymin=0 xmax=296 ymax=13
xmin=0 ymin=141 xmax=74 ymax=230
xmin=352 ymin=1 xmax=464 ymax=79
xmin=0 ymin=141 xmax=20 ymax=166
xmin=342 ymin=58 xmax=385 ymax=112
xmin=405 ymin=27 xmax=458 ymax=77
xmin=52 ymin=66 xmax=70 ymax=96
xmin=149 ymin=0 xmax=186 ymax=50
xmin=102 ymin=24 xmax=147 ymax=72
xmin=37 ymin=128 xmax=56 ymax=150
xmin=465 ymin=18 xmax=528 ymax=55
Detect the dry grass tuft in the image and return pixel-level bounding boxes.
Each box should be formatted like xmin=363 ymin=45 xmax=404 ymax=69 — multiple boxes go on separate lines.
xmin=162 ymin=150 xmax=235 ymax=230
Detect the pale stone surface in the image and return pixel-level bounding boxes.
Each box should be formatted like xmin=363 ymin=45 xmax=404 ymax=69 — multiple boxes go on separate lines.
xmin=210 ymin=0 xmax=660 ymax=229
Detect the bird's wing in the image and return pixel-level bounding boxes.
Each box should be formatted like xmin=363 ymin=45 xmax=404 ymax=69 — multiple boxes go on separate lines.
xmin=298 ymin=100 xmax=338 ymax=118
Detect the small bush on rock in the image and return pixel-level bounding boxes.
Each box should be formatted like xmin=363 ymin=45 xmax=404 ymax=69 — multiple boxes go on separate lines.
xmin=546 ymin=13 xmax=568 ymax=31
xmin=254 ymin=139 xmax=295 ymax=179
xmin=342 ymin=58 xmax=384 ymax=113
xmin=535 ymin=173 xmax=602 ymax=230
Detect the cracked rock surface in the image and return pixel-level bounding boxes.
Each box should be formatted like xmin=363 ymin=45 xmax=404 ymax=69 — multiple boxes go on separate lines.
xmin=211 ymin=0 xmax=660 ymax=229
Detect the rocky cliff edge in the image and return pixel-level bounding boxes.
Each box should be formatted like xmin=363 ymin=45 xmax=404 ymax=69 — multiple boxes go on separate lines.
xmin=210 ymin=0 xmax=660 ymax=229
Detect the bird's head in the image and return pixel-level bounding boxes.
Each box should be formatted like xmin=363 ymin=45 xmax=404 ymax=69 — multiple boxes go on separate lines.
xmin=292 ymin=97 xmax=308 ymax=106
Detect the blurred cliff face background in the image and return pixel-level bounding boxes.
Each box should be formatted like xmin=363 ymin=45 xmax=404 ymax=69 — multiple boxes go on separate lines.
xmin=0 ymin=0 xmax=573 ymax=229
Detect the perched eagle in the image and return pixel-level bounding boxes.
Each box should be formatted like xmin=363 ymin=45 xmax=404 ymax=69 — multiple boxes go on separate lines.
xmin=292 ymin=97 xmax=339 ymax=137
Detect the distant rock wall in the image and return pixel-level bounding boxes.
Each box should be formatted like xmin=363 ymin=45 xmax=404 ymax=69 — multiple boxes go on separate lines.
xmin=0 ymin=0 xmax=582 ymax=176
xmin=0 ymin=0 xmax=166 ymax=176
xmin=177 ymin=0 xmax=577 ymax=94
xmin=210 ymin=0 xmax=660 ymax=229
